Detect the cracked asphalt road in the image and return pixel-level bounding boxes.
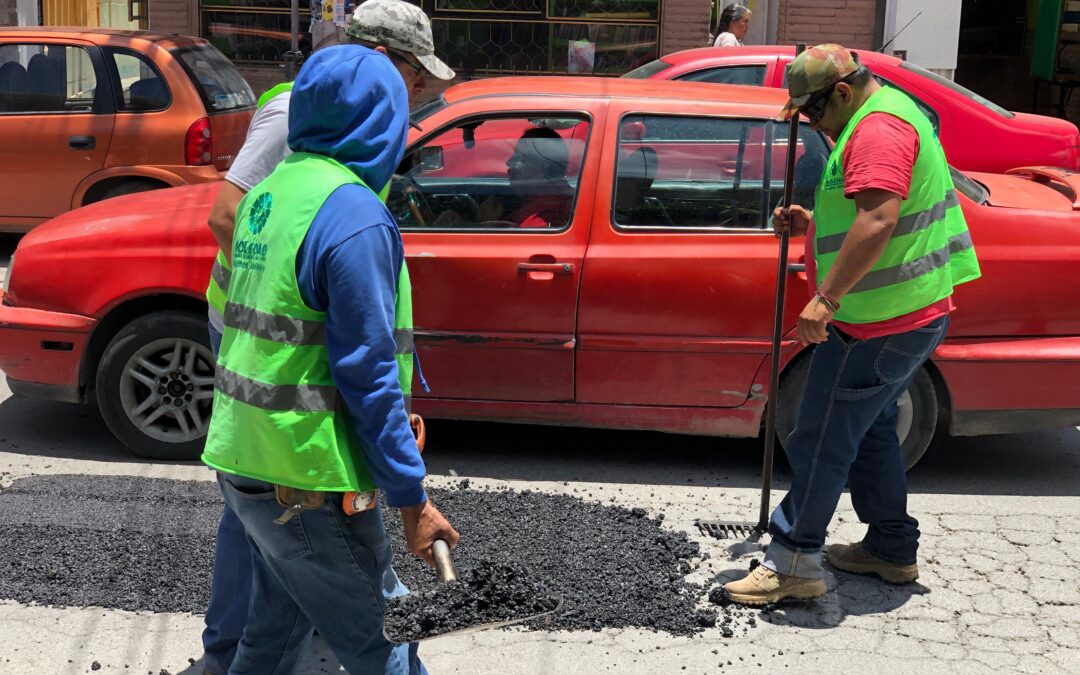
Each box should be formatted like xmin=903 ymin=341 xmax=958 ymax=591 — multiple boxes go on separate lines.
xmin=1 ymin=239 xmax=1078 ymax=675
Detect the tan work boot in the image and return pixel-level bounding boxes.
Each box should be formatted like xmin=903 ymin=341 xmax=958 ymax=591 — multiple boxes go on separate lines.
xmin=826 ymin=542 xmax=919 ymax=584
xmin=722 ymin=564 xmax=827 ymax=606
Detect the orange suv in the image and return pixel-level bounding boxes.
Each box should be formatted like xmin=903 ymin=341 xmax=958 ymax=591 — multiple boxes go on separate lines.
xmin=0 ymin=27 xmax=256 ymax=232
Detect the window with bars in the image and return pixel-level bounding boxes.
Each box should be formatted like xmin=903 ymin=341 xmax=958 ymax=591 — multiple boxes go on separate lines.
xmin=200 ymin=0 xmax=313 ymax=65
xmin=422 ymin=0 xmax=661 ymax=77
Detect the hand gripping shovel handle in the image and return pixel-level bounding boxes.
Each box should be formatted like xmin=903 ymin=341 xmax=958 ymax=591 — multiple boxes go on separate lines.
xmin=757 ymin=42 xmax=807 ymax=533
xmin=432 ymin=539 xmax=457 ymax=583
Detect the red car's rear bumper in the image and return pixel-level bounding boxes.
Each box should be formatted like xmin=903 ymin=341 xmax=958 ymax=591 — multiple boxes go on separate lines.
xmin=936 ymin=336 xmax=1080 ymax=436
xmin=0 ymin=290 xmax=96 ymax=403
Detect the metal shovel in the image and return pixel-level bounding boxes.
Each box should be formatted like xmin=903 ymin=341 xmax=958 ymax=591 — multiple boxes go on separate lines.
xmin=383 ymin=540 xmax=562 ymax=644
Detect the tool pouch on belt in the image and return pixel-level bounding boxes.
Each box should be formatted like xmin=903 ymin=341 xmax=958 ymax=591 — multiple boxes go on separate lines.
xmin=274 ymin=485 xmax=325 ymax=525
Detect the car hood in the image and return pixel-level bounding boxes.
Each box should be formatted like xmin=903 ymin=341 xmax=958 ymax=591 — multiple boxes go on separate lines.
xmin=20 ymin=182 xmax=219 ymax=251
xmin=967 ymin=167 xmax=1080 ymax=212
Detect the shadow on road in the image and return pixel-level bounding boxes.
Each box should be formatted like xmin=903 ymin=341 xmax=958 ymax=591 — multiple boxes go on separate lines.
xmin=0 ymin=396 xmax=136 ymax=463
xmin=2 ymin=394 xmax=1077 ymax=496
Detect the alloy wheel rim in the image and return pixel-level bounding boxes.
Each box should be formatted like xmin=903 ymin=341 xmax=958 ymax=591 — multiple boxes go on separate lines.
xmin=117 ymin=338 xmax=215 ymax=444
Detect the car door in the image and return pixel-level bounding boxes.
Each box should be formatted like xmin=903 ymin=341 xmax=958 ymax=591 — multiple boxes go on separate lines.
xmin=394 ymin=108 xmax=600 ymax=402
xmin=0 ymin=39 xmax=114 ymax=225
xmin=575 ymin=103 xmax=828 ymax=408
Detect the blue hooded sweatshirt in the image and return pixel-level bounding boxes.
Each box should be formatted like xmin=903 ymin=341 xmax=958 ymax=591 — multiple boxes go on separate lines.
xmin=286 ymin=45 xmax=425 ymax=507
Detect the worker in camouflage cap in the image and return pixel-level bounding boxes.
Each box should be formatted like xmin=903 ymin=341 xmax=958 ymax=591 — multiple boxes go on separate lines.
xmin=346 ymin=0 xmax=455 ymax=82
xmin=779 ymin=43 xmax=865 ymax=123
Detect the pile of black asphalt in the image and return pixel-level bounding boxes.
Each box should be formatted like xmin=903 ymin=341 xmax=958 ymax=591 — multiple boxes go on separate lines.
xmin=383 ymin=561 xmax=560 ymax=642
xmin=0 ymin=474 xmax=748 ymax=637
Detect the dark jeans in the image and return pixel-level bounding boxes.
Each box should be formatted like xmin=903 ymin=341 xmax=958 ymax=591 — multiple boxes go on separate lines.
xmin=203 ymin=323 xmax=252 ymax=675
xmin=764 ymin=316 xmax=950 ymax=579
xmin=220 ymin=473 xmax=425 ymax=675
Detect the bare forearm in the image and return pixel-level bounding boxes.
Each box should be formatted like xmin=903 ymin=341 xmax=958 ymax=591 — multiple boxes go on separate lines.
xmin=208 ymin=181 xmax=247 ymax=264
xmin=819 ymin=190 xmax=901 ymax=301
xmin=819 ymin=217 xmax=895 ymax=300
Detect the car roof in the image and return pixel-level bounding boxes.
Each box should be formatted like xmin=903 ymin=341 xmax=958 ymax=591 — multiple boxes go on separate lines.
xmin=0 ymin=26 xmax=204 ymax=47
xmin=443 ymin=76 xmax=791 ymax=115
xmin=659 ymin=45 xmax=903 ymax=68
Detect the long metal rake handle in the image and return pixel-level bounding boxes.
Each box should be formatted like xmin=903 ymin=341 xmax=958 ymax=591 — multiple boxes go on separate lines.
xmin=756 ymin=42 xmax=807 ymax=533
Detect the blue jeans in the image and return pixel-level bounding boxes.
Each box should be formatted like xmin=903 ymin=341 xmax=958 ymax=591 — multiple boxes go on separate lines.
xmin=764 ymin=315 xmax=950 ymax=579
xmin=203 ymin=323 xmax=253 ymax=675
xmin=219 ymin=473 xmax=425 ymax=675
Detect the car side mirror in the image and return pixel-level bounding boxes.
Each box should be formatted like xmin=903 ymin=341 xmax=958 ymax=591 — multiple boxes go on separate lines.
xmin=417 ymin=146 xmax=444 ymax=172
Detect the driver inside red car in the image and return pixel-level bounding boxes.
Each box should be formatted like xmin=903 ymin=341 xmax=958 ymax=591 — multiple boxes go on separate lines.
xmin=434 ymin=127 xmax=574 ymax=228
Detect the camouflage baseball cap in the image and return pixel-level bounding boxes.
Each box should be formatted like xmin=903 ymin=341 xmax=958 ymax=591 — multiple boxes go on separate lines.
xmin=780 ymin=44 xmax=861 ymax=120
xmin=345 ymin=0 xmax=455 ymax=80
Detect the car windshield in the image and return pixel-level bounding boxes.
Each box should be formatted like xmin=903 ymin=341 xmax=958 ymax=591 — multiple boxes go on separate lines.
xmin=951 ymin=167 xmax=989 ymax=205
xmin=410 ymin=95 xmax=447 ymax=128
xmin=622 ymin=59 xmax=673 ymax=79
xmin=171 ymin=44 xmax=256 ymax=113
xmin=900 ymin=61 xmax=1013 ymax=119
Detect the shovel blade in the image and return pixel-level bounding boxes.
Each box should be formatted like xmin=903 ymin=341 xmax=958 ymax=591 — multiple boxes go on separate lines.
xmin=383 ymin=598 xmax=563 ymax=644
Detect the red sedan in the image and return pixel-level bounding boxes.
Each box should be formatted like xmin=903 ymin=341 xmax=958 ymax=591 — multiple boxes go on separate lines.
xmin=625 ymin=46 xmax=1080 ymax=174
xmin=2 ymin=77 xmax=1080 ymax=468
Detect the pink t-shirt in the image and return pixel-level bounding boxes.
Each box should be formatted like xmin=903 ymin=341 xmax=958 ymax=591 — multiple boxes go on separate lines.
xmin=808 ymin=112 xmax=953 ymax=340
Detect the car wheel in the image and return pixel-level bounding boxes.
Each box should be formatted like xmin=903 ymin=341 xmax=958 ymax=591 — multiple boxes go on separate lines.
xmin=93 ymin=179 xmax=163 ymax=203
xmin=96 ymin=311 xmax=215 ymax=461
xmin=776 ymin=356 xmax=938 ymax=471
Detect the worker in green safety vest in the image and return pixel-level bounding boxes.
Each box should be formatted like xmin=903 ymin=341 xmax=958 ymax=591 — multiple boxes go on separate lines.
xmin=199 ymin=2 xmax=457 ymax=673
xmin=724 ymin=44 xmax=981 ymax=606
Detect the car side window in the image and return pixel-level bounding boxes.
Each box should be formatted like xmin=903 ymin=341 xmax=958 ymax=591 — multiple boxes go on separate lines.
xmin=0 ymin=43 xmax=97 ymax=114
xmin=770 ymin=122 xmax=831 ymax=212
xmin=107 ymin=49 xmax=170 ymax=112
xmin=613 ymin=115 xmax=774 ymax=230
xmin=675 ymin=65 xmax=766 ymax=86
xmin=390 ymin=115 xmax=590 ymax=232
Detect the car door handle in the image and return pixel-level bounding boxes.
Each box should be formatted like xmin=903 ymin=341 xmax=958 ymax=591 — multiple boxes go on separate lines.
xmin=69 ymin=135 xmax=96 ymax=150
xmin=788 ymin=263 xmax=806 ymax=273
xmin=518 ymin=262 xmax=573 ymax=274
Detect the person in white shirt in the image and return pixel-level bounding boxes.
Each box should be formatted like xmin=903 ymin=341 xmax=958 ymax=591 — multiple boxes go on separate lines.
xmin=713 ymin=3 xmax=752 ymax=47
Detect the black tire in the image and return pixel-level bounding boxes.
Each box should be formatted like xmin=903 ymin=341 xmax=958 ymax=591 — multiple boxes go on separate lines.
xmin=775 ymin=355 xmax=939 ymax=471
xmin=95 ymin=311 xmax=215 ymax=461
xmin=92 ymin=179 xmax=163 ymax=204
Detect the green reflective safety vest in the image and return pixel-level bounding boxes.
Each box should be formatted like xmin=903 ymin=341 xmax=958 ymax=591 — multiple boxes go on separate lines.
xmin=814 ymin=86 xmax=981 ymax=323
xmin=206 ymin=82 xmax=295 ymax=324
xmin=202 ymin=151 xmax=414 ymax=492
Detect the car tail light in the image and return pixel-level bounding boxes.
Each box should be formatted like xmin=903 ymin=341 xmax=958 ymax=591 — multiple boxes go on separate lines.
xmin=185 ymin=117 xmax=213 ymax=166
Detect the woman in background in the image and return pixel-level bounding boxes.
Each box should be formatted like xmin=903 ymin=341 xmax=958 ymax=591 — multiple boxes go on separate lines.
xmin=713 ymin=3 xmax=752 ymax=47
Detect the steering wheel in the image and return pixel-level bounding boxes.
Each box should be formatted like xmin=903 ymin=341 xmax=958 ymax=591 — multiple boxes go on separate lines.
xmin=394 ymin=174 xmax=436 ymax=227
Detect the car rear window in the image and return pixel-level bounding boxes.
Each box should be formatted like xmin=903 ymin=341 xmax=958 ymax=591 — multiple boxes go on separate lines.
xmin=171 ymin=44 xmax=256 ymax=113
xmin=622 ymin=59 xmax=673 ymax=79
xmin=900 ymin=61 xmax=1014 ymax=119
xmin=951 ymin=167 xmax=989 ymax=205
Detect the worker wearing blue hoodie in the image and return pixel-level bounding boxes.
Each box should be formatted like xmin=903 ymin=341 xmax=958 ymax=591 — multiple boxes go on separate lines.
xmin=202 ymin=44 xmax=459 ymax=674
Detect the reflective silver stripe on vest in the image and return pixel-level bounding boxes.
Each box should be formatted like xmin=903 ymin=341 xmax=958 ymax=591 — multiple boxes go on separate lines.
xmin=850 ymin=230 xmax=973 ymax=295
xmin=211 ymin=259 xmax=231 ymax=291
xmin=225 ymin=302 xmax=326 ymax=346
xmin=403 ymin=395 xmax=411 ymax=415
xmin=216 ymin=366 xmax=337 ymax=412
xmin=816 ymin=190 xmax=961 ymax=256
xmin=395 ymin=328 xmax=414 ymax=355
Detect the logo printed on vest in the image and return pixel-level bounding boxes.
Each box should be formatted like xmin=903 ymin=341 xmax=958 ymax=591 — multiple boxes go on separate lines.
xmin=235 ymin=192 xmax=273 ymax=273
xmin=823 ymin=158 xmax=844 ymax=191
xmin=248 ymin=192 xmax=273 ymax=235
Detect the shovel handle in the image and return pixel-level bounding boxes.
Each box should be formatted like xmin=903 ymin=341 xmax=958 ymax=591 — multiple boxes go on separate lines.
xmin=433 ymin=539 xmax=457 ymax=583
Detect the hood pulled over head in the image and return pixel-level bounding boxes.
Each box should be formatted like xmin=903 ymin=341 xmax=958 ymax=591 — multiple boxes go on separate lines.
xmin=287 ymin=45 xmax=408 ymax=192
